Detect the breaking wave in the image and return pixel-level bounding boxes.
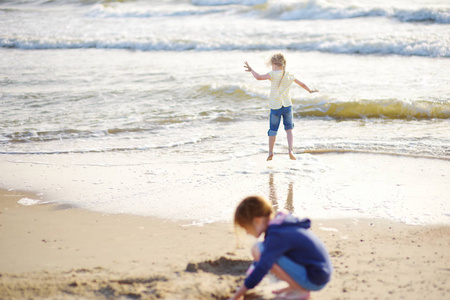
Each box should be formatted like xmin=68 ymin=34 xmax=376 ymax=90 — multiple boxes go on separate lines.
xmin=2 ymin=0 xmax=450 ymax=24
xmin=264 ymin=1 xmax=450 ymax=24
xmin=86 ymin=0 xmax=450 ymax=24
xmin=1 ymin=36 xmax=448 ymax=57
xmin=295 ymin=99 xmax=450 ymax=120
xmin=196 ymin=84 xmax=450 ymax=120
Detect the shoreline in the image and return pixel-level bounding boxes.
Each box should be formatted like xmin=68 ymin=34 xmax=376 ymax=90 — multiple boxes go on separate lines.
xmin=1 ymin=152 xmax=449 ymax=225
xmin=1 ymin=189 xmax=449 ymax=299
xmin=300 ymin=149 xmax=450 ymax=161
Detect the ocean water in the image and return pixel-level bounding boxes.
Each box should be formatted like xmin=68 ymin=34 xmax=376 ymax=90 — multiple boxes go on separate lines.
xmin=1 ymin=0 xmax=449 ymax=224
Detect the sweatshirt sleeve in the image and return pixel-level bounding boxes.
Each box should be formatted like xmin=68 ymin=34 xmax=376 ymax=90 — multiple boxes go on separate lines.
xmin=244 ymin=231 xmax=290 ymax=289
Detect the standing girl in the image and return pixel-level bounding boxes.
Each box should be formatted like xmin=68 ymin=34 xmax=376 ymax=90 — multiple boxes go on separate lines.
xmin=230 ymin=196 xmax=332 ymax=300
xmin=244 ymin=53 xmax=318 ymax=161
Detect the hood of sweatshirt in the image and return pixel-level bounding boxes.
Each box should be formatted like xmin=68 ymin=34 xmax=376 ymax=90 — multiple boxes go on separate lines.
xmin=268 ymin=210 xmax=311 ymax=230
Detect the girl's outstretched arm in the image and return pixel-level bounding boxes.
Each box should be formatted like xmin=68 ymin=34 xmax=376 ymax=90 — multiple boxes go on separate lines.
xmin=294 ymin=78 xmax=318 ymax=93
xmin=244 ymin=61 xmax=270 ymax=81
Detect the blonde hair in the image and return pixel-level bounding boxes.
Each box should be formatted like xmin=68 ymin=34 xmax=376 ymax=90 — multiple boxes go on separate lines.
xmin=268 ymin=53 xmax=286 ymax=88
xmin=269 ymin=53 xmax=286 ymax=69
xmin=234 ymin=196 xmax=274 ymax=229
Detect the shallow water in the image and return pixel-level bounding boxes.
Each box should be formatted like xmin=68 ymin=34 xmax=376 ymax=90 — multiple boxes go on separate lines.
xmin=1 ymin=0 xmax=449 ymax=224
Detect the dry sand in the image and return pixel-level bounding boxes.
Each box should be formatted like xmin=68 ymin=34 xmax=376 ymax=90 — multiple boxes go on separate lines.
xmin=1 ymin=189 xmax=449 ymax=300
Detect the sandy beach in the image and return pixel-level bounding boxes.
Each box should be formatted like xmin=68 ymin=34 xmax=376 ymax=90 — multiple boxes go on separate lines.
xmin=1 ymin=186 xmax=449 ymax=299
xmin=2 ymin=0 xmax=449 ymax=298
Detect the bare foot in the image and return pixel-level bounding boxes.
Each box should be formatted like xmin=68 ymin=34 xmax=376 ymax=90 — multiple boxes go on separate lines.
xmin=273 ymin=287 xmax=291 ymax=295
xmin=289 ymin=152 xmax=297 ymax=160
xmin=267 ymin=153 xmax=274 ymax=161
xmin=273 ymin=287 xmax=310 ymax=300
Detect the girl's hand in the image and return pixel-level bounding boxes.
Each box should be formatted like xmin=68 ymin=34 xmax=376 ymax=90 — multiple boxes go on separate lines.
xmin=243 ymin=61 xmax=252 ymax=72
xmin=309 ymin=89 xmax=319 ymax=93
xmin=229 ymin=285 xmax=248 ymax=300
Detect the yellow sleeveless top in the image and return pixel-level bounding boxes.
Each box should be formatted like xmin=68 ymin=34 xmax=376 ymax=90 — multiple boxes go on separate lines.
xmin=268 ymin=70 xmax=295 ymax=109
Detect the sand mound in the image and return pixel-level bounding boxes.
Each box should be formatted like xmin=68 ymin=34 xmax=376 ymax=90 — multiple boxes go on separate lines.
xmin=186 ymin=256 xmax=252 ymax=276
xmin=0 ymin=258 xmax=258 ymax=300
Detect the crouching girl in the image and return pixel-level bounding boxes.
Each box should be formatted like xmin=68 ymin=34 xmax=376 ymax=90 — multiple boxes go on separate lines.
xmin=231 ymin=196 xmax=332 ymax=300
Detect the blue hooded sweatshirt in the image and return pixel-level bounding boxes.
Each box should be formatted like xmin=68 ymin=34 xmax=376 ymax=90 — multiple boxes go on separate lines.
xmin=244 ymin=211 xmax=333 ymax=289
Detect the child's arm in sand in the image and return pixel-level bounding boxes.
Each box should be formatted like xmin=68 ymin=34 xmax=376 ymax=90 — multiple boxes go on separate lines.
xmin=294 ymin=78 xmax=318 ymax=93
xmin=244 ymin=61 xmax=270 ymax=80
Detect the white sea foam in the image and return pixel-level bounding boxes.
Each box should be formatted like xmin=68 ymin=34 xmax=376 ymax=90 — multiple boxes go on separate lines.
xmin=18 ymin=198 xmax=40 ymax=206
xmin=84 ymin=0 xmax=450 ymax=24
xmin=192 ymin=0 xmax=267 ymax=6
xmin=87 ymin=3 xmax=226 ymax=18
xmin=1 ymin=0 xmax=448 ymax=57
xmin=267 ymin=1 xmax=450 ymax=23
xmin=1 ymin=36 xmax=448 ymax=57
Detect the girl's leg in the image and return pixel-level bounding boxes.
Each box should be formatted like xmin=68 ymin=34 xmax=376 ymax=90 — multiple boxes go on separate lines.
xmin=268 ymin=108 xmax=282 ymax=160
xmin=270 ymin=264 xmax=310 ymax=300
xmin=251 ymin=244 xmax=310 ymax=299
xmin=268 ymin=135 xmax=276 ymax=161
xmin=286 ymin=129 xmax=296 ymax=160
xmin=282 ymin=107 xmax=296 ymax=160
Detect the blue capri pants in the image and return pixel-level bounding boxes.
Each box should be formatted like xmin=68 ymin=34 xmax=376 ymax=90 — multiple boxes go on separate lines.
xmin=258 ymin=242 xmax=326 ymax=292
xmin=268 ymin=106 xmax=294 ymax=136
